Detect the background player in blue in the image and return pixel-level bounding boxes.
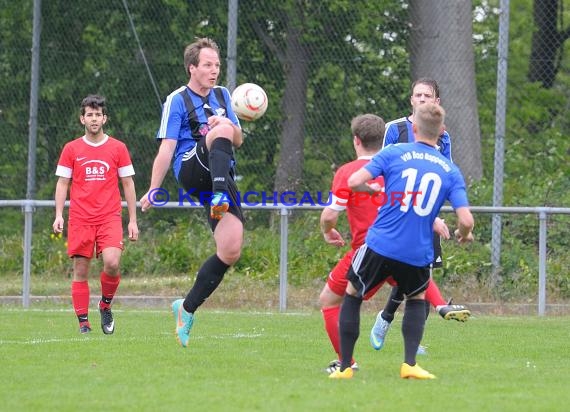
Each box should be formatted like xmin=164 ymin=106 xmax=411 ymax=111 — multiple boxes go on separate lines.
xmin=370 ymin=78 xmax=470 ymax=353
xmin=329 ymin=103 xmax=474 ymax=380
xmin=383 ymin=78 xmax=452 ymax=159
xmin=140 ymin=37 xmax=244 ymax=348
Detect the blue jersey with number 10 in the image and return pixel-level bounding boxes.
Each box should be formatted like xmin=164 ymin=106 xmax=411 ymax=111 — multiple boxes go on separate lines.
xmin=364 ymin=141 xmax=469 ymax=267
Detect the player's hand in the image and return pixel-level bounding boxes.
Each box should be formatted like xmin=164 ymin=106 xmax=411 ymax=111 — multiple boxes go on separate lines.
xmin=128 ymin=221 xmax=139 ymax=241
xmin=433 ymin=218 xmax=450 ymax=239
xmin=323 ymin=228 xmax=346 ymax=247
xmin=52 ymin=217 xmax=64 ymax=234
xmin=140 ymin=190 xmax=153 ymax=213
xmin=454 ymin=229 xmax=474 ymax=244
xmin=208 ymin=115 xmax=232 ymax=128
xmin=367 ymin=182 xmax=384 ymax=193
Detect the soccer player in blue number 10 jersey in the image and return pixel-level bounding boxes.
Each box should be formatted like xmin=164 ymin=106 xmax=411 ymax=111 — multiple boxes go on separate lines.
xmin=329 ymin=103 xmax=474 ymax=380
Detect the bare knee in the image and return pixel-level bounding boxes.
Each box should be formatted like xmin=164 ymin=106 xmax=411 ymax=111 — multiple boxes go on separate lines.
xmin=217 ymin=247 xmax=241 ymax=266
xmin=207 ymin=125 xmax=234 ymax=147
xmin=319 ymin=285 xmax=343 ymax=308
xmin=103 ymin=258 xmax=121 ymax=275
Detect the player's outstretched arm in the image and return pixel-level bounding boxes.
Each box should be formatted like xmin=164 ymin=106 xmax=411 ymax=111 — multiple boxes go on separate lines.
xmin=347 ymin=168 xmax=374 ymax=193
xmin=140 ymin=139 xmax=177 ymax=212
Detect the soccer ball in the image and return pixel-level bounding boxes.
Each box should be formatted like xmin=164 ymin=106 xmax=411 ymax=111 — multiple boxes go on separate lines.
xmin=231 ymin=83 xmax=268 ymax=121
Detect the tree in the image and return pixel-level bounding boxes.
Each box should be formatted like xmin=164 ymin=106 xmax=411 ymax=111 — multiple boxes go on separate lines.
xmin=528 ymin=0 xmax=570 ymax=87
xmin=244 ymin=0 xmax=410 ymax=193
xmin=409 ymin=0 xmax=483 ymax=181
xmin=251 ymin=4 xmax=310 ymax=194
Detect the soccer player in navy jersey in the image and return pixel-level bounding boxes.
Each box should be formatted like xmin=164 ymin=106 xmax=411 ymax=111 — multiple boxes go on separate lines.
xmin=329 ymin=103 xmax=474 ymax=379
xmin=140 ymin=38 xmax=244 ymax=348
xmin=370 ymin=78 xmax=470 ymax=354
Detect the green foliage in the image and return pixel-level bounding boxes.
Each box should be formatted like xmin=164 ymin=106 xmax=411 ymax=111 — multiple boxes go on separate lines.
xmin=1 ymin=0 xmax=570 ymax=301
xmin=0 ymin=207 xmax=568 ymax=301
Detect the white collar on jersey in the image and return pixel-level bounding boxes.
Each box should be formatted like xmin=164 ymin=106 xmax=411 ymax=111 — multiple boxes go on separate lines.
xmin=82 ymin=134 xmax=109 ymax=147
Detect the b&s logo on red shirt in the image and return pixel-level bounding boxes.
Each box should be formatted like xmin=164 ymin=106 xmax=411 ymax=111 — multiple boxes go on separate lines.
xmin=80 ymin=160 xmax=110 ymax=181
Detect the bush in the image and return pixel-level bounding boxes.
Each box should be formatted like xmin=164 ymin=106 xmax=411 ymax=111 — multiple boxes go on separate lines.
xmin=0 ymin=206 xmax=568 ymax=302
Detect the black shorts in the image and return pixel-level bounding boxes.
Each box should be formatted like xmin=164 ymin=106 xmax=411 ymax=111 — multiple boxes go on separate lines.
xmin=178 ymin=138 xmax=244 ymax=231
xmin=433 ymin=232 xmax=443 ymax=268
xmin=347 ymin=244 xmax=430 ymax=299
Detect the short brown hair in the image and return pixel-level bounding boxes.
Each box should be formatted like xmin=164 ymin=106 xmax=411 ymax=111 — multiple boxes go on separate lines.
xmin=81 ymin=94 xmax=106 ymax=115
xmin=414 ymin=103 xmax=445 ymax=140
xmin=183 ymin=37 xmax=220 ymax=75
xmin=351 ymin=114 xmax=385 ymax=150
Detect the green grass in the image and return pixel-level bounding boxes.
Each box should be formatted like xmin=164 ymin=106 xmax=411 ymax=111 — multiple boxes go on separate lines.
xmin=0 ymin=308 xmax=568 ymax=411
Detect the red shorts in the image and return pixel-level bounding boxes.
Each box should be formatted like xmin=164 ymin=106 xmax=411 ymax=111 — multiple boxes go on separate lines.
xmin=327 ymin=249 xmax=396 ymax=300
xmin=67 ymin=220 xmax=124 ymax=259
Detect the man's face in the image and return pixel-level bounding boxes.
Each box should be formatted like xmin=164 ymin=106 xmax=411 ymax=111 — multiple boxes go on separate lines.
xmin=410 ymin=83 xmax=440 ymax=112
xmin=80 ymin=107 xmax=106 ymax=134
xmin=189 ymin=47 xmax=221 ymax=89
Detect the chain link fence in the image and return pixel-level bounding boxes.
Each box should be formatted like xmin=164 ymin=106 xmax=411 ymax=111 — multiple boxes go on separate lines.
xmin=1 ymin=0 xmax=569 ymax=302
xmin=1 ymin=0 xmax=568 ymax=200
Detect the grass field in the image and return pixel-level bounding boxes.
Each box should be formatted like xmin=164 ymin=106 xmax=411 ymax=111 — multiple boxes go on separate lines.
xmin=0 ymin=307 xmax=568 ymax=412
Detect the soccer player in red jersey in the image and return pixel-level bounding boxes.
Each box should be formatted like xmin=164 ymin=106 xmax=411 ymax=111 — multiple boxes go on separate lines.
xmin=53 ymin=95 xmax=138 ymax=335
xmin=329 ymin=103 xmax=474 ymax=379
xmin=319 ymin=114 xmax=453 ymax=373
xmin=319 ymin=114 xmax=392 ymax=373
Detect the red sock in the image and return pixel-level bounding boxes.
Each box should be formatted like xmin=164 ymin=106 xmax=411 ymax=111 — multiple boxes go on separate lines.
xmin=71 ymin=281 xmax=90 ymax=319
xmin=322 ymin=305 xmax=357 ymax=366
xmin=424 ymin=279 xmax=446 ymax=307
xmin=99 ymin=271 xmax=120 ymax=309
xmin=322 ymin=306 xmax=341 ymax=357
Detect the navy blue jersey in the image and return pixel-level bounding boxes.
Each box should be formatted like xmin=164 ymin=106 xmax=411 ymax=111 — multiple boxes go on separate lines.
xmin=383 ymin=116 xmax=452 ymax=161
xmin=364 ymin=141 xmax=469 ymax=266
xmin=156 ymin=85 xmax=240 ymax=180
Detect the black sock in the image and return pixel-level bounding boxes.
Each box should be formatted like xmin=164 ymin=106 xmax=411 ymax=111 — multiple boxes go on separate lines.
xmin=382 ymin=286 xmax=404 ymax=322
xmin=209 ymin=138 xmax=233 ymax=193
xmin=183 ymin=254 xmax=229 ymax=313
xmin=77 ymin=314 xmax=88 ymax=323
xmin=402 ymin=299 xmax=427 ymax=366
xmin=339 ymin=293 xmax=362 ymax=371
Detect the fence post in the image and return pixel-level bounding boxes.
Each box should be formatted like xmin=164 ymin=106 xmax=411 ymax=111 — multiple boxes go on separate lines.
xmin=491 ymin=0 xmax=511 ymax=285
xmin=22 ymin=201 xmax=34 ymax=308
xmin=538 ymin=209 xmax=547 ymax=316
xmin=279 ymin=207 xmax=289 ymax=312
xmin=23 ymin=0 xmax=42 ymax=308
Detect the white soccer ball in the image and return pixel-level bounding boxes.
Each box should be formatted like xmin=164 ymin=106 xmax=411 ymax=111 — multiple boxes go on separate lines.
xmin=231 ymin=83 xmax=268 ymax=121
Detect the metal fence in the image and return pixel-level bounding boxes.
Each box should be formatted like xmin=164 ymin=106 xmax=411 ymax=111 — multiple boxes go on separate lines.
xmin=4 ymin=0 xmax=568 ymax=200
xmin=1 ymin=1 xmax=569 ymax=311
xmin=2 ymin=199 xmax=570 ymax=315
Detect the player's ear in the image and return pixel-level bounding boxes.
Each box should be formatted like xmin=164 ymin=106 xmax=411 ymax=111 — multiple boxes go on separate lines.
xmin=79 ymin=115 xmax=86 ymax=125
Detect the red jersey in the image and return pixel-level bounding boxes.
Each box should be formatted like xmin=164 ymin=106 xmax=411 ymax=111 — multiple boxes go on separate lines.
xmin=55 ymin=135 xmax=134 ymax=225
xmin=327 ymin=157 xmax=384 ymax=250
